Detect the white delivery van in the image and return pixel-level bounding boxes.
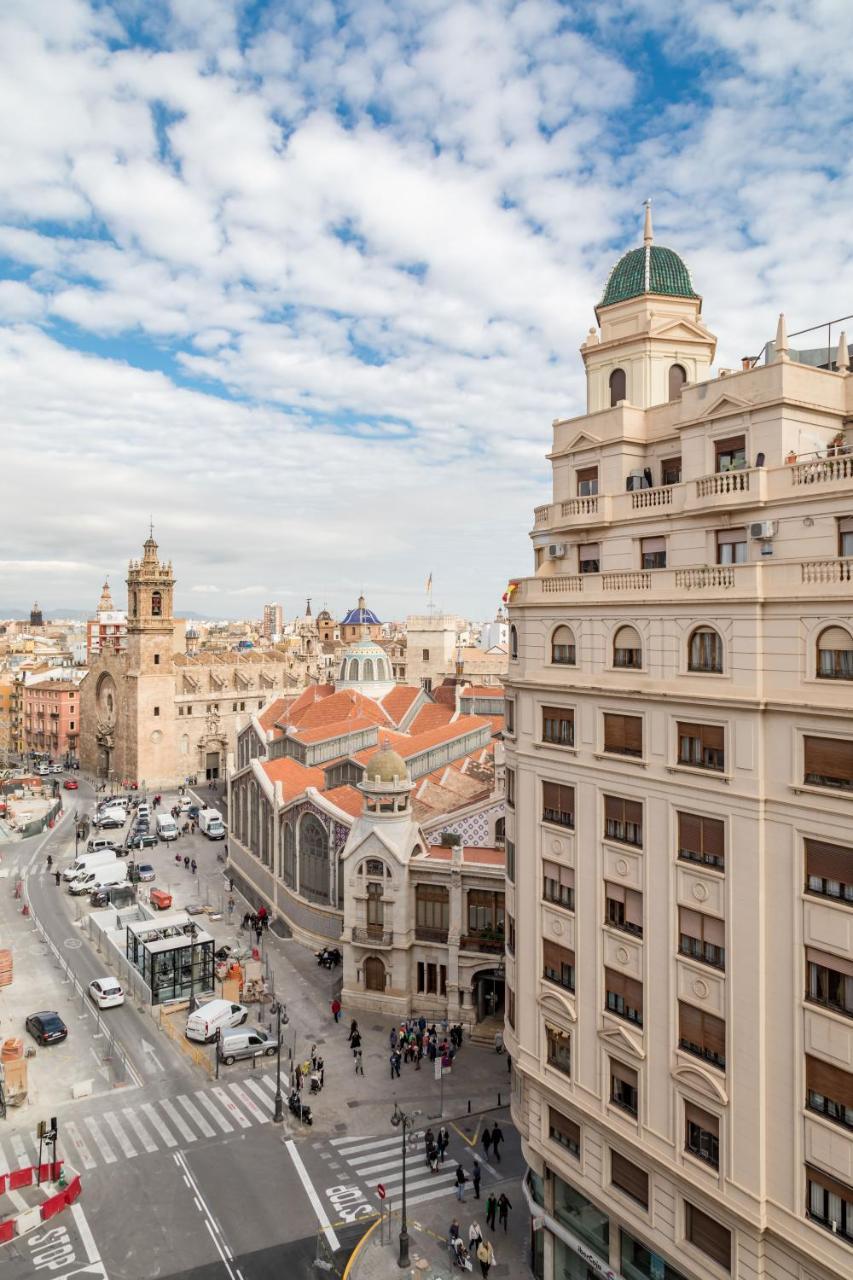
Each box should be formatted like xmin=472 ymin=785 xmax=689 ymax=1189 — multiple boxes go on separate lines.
xmin=64 ymin=848 xmax=118 ymax=881
xmin=156 ymin=813 xmax=178 ymax=842
xmin=185 ymin=999 xmax=248 ymax=1043
xmin=198 ymin=808 xmax=226 ymax=840
xmin=86 ymin=835 xmax=121 ymax=855
xmin=217 ymin=1026 xmax=281 ymax=1064
xmin=69 ymin=862 xmax=128 ymax=896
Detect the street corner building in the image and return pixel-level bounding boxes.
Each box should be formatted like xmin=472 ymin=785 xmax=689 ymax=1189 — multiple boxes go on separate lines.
xmin=78 ymin=534 xmax=297 ymax=788
xmin=227 ymin=654 xmax=509 ymax=1031
xmin=503 ymin=207 xmax=853 ymax=1280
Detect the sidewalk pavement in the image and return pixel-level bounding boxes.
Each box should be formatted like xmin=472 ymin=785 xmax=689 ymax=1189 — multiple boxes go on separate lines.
xmin=345 ymin=1180 xmax=528 ymax=1280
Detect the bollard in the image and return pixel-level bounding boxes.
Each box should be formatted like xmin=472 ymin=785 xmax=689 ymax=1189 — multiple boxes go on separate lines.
xmin=467 ymin=1100 xmax=471 ymax=1114
xmin=497 ymin=1092 xmax=501 ymax=1107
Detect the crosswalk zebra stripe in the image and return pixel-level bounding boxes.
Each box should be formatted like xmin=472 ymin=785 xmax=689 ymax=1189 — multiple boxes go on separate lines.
xmin=64 ymin=1122 xmax=96 ymax=1171
xmin=141 ymin=1103 xmax=177 ymax=1148
xmin=257 ymin=1073 xmax=279 ymax=1095
xmin=122 ymin=1107 xmax=158 ymax=1154
xmin=211 ymin=1086 xmax=251 ymax=1130
xmin=103 ymin=1110 xmax=137 ymax=1159
xmin=160 ymin=1099 xmax=196 ymax=1143
xmin=227 ymin=1082 xmax=268 ymax=1125
xmin=380 ymin=1170 xmax=457 ymax=1195
xmin=84 ymin=1117 xmax=117 ymax=1164
xmin=406 ymin=1185 xmax=463 ymax=1209
xmin=0 ymin=1145 xmax=11 ymax=1177
xmin=242 ymin=1077 xmax=276 ymax=1111
xmin=195 ymin=1091 xmax=233 ymax=1134
xmin=329 ymin=1135 xmax=368 ymax=1146
xmin=9 ymin=1134 xmax=32 ymax=1169
xmin=177 ymin=1095 xmax=216 ymax=1139
xmin=334 ymin=1135 xmax=400 ymax=1156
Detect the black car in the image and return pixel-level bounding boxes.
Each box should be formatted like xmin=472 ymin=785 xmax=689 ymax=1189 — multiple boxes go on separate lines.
xmin=25 ymin=1011 xmax=68 ymax=1046
xmin=188 ymin=805 xmax=200 ymax=820
xmin=128 ymin=831 xmax=157 ymax=849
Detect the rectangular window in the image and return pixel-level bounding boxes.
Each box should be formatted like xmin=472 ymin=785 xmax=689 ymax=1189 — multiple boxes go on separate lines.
xmin=543 ymin=860 xmax=574 ymax=910
xmin=806 ymin=1055 xmax=853 ymax=1130
xmin=806 ymin=838 xmax=853 ymax=903
xmin=506 ymin=914 xmax=515 ymax=956
xmin=604 ymin=796 xmax=643 ymax=847
xmin=804 ymin=736 xmax=853 ymax=792
xmin=553 ymin=1176 xmax=609 ymax=1260
xmin=611 ymin=1151 xmax=648 ymax=1208
xmin=543 ymin=781 xmax=575 ymax=829
xmin=685 ymin=1103 xmax=720 ymax=1168
xmin=69 ymin=722 xmax=74 ymax=730
xmin=549 ymin=1108 xmax=580 ymax=1157
xmin=685 ymin=1204 xmax=731 ymax=1272
xmin=506 ymin=838 xmax=515 ymax=883
xmin=714 ymin=434 xmax=746 ymax=473
xmin=576 ymin=466 xmax=598 ymax=497
xmin=542 ymin=706 xmax=574 ymax=747
xmin=466 ymin=890 xmax=504 ymax=935
xmin=678 ymin=812 xmax=725 ymax=870
xmin=417 ymin=960 xmax=424 ymax=992
xmin=507 ymin=767 xmax=515 ymax=809
xmin=546 ymin=1024 xmax=571 ymax=1076
xmin=839 ymin=516 xmax=853 ymax=559
xmin=677 ymin=721 xmax=724 ymax=772
xmin=807 ymin=1167 xmax=853 ymax=1244
xmin=640 ymin=536 xmax=666 ymax=570
xmin=505 ymin=700 xmax=515 ymax=734
xmin=240 ymin=701 xmax=245 ymax=711
xmin=186 ymin=705 xmax=192 ymax=715
xmin=605 ymin=883 xmax=644 ymax=937
xmin=716 ymin=528 xmax=747 ymax=565
xmin=578 ymin=542 xmax=600 ymax=574
xmin=605 ymin=969 xmax=643 ymax=1026
xmin=610 ymin=1059 xmax=638 ymax=1117
xmin=678 ymin=1002 xmax=726 ymax=1069
xmin=621 ymin=1232 xmax=690 ymax=1280
xmin=178 ymin=706 xmax=184 ymax=716
xmin=807 ymin=948 xmax=853 ymax=1017
xmin=661 ymin=457 xmax=682 ymax=486
xmin=506 ymin=985 xmax=515 ymax=1029
xmin=678 ymin=907 xmax=725 ymax=970
xmin=154 ymin=654 xmax=160 ymax=665
xmin=153 ymin=706 xmax=160 ymax=717
xmin=415 ymin=884 xmax=450 ymax=935
xmin=604 ymin=713 xmax=643 ymax=758
xmin=440 ymin=964 xmax=447 ymax=997
xmin=422 ymin=648 xmax=430 ymax=661
xmin=543 ymin=941 xmax=575 ymax=993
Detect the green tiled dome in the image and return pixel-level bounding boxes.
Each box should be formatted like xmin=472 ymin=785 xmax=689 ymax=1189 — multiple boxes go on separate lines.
xmin=600 ymin=244 xmax=697 ymax=308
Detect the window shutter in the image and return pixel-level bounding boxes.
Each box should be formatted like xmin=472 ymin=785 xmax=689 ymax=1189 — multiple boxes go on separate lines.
xmin=702 ymin=816 xmax=725 ymax=860
xmin=702 ymin=914 xmax=725 ymax=947
xmin=576 ymin=467 xmax=597 ymax=485
xmin=839 ymin=516 xmax=853 ymax=534
xmin=604 ymin=795 xmax=622 ymax=823
xmin=543 ymin=782 xmax=559 ymax=811
xmin=679 ymin=907 xmax=703 ymax=936
xmin=702 ymin=1012 xmax=726 ymax=1059
xmin=805 ymin=736 xmax=853 ymax=779
xmin=606 ymin=969 xmax=643 ymax=1011
xmin=549 ymin=1108 xmax=580 ymax=1149
xmin=679 ymin=1001 xmax=703 ymax=1044
xmin=610 ymin=1059 xmax=638 ymax=1089
xmin=806 ymin=839 xmax=853 ymax=882
xmin=714 ymin=434 xmax=745 ymax=455
xmin=641 ymin=536 xmax=666 ymax=553
xmin=715 ymin=527 xmax=747 ymax=545
xmin=686 ymin=1204 xmax=731 ymax=1270
xmin=806 ymin=1055 xmax=853 ymax=1109
xmin=625 ymin=889 xmax=644 ymax=928
xmin=605 ymin=796 xmax=643 ymax=825
xmin=560 ymin=865 xmax=575 ymax=888
xmin=606 ymin=881 xmax=626 ymax=904
xmin=807 ymin=947 xmax=853 ymax=978
xmin=678 ymin=812 xmax=702 ymax=851
xmin=611 ymin=1151 xmax=649 ymax=1207
xmin=624 ymin=717 xmax=643 ymax=753
xmin=579 ymin=543 xmax=599 ymax=560
xmin=818 ymin=627 xmax=853 ymax=650
xmin=543 ymin=941 xmax=575 ymax=970
xmin=685 ymin=1103 xmax=719 ymax=1136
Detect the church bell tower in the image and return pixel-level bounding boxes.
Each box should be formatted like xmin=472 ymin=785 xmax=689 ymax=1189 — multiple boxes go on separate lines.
xmin=126 ymin=530 xmax=175 ymax=673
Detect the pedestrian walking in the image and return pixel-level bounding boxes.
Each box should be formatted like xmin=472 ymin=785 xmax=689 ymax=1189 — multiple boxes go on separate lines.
xmin=389 ymin=1027 xmax=398 ymax=1050
xmin=455 ymin=1164 xmax=466 ymax=1202
xmin=331 ymin=998 xmax=341 ymax=1023
xmin=350 ymin=1029 xmax=361 ymax=1054
xmin=438 ymin=1125 xmax=449 ymax=1162
xmin=389 ymin=1050 xmax=401 ymax=1078
xmin=490 ymin=1123 xmax=503 ymax=1163
xmin=228 ymin=876 xmax=234 ymax=892
xmin=468 ymin=1221 xmax=482 ymax=1251
xmin=310 ymin=1043 xmax=319 ymax=1070
xmin=227 ymin=897 xmax=235 ymax=918
xmin=497 ymin=1193 xmax=511 ymax=1231
xmin=183 ymin=855 xmax=189 ymax=871
xmin=477 ymin=1239 xmax=495 ymax=1278
xmin=472 ymin=1157 xmax=481 ymax=1199
xmin=54 ymin=869 xmax=61 ymax=886
xmin=254 ymin=927 xmax=263 ymax=947
xmin=295 ymin=1063 xmax=303 ymax=1093
xmin=485 ymin=1194 xmax=497 ymax=1231
xmin=348 ymin=1018 xmax=359 ymax=1044
xmin=242 ymin=912 xmax=251 ymax=930
xmin=482 ymin=1126 xmax=492 ymax=1160
xmin=190 ymin=858 xmax=197 ymax=874
xmin=354 ymin=1047 xmax=364 ymax=1075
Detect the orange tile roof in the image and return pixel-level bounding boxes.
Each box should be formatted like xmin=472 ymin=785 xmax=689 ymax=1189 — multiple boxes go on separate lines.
xmin=257 ymin=697 xmax=291 ymax=730
xmin=409 ymin=704 xmax=455 ymax=734
xmin=322 ymin=786 xmax=364 ymax=818
xmin=292 ymin=689 xmax=388 ymax=731
xmin=292 ymin=715 xmax=379 ymax=745
xmin=381 ymin=685 xmax=420 ymax=723
xmin=421 ymin=846 xmax=506 ymax=867
xmin=261 ymin=757 xmax=325 ymax=798
xmin=286 ymin=684 xmax=336 ymax=722
xmin=398 ymin=715 xmax=491 ymax=756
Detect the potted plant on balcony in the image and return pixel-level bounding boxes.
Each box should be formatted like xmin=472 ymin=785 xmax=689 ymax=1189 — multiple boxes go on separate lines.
xmin=828 ymin=431 xmax=848 ymax=457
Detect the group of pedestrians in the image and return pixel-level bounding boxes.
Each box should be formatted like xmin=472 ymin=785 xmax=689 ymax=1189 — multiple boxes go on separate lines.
xmin=241 ymin=904 xmax=269 ymax=946
xmin=174 ymin=854 xmax=198 ymax=874
xmin=448 ymin=1197 xmax=510 ymax=1275
xmin=387 ymin=1017 xmax=459 ymax=1077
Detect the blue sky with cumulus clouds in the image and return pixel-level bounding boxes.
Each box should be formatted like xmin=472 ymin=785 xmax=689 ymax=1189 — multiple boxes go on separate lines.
xmin=1 ymin=0 xmax=850 ymax=620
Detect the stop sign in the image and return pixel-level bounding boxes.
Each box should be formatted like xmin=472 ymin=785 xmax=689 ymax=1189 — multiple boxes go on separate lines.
xmin=377 ymin=1183 xmax=386 ymax=1200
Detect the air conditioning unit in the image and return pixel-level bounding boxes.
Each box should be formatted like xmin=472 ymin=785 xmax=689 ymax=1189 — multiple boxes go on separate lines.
xmin=749 ymin=521 xmax=777 ymax=540
xmin=547 ymin=544 xmax=567 ymax=559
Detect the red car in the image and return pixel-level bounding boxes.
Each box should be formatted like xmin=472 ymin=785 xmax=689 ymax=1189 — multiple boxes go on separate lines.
xmin=63 ymin=779 xmax=78 ymax=790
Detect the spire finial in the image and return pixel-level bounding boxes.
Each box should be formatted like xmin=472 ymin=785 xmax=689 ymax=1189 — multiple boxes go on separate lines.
xmin=836 ymin=330 xmax=849 ymax=374
xmin=149 ymin=516 xmax=154 ymax=539
xmin=775 ymin=313 xmax=789 ymax=362
xmin=643 ymin=198 xmax=653 ymax=248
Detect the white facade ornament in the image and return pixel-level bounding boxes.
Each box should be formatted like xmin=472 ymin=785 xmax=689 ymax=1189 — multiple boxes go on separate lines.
xmin=775 ymin=312 xmax=789 ymax=361
xmin=836 ymin=329 xmax=849 ymax=374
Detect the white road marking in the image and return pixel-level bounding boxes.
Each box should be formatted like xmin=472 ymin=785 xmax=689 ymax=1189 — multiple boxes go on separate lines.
xmin=285 ymin=1139 xmax=340 ymax=1252
xmin=196 ymin=1090 xmax=233 ymax=1133
xmin=257 ymin=1073 xmax=279 ymax=1094
xmin=9 ymin=1133 xmax=32 ymax=1168
xmin=329 ymin=1134 xmax=369 ymax=1146
xmin=243 ymin=1076 xmax=277 ymax=1111
xmin=160 ymin=1098 xmax=197 ymax=1143
xmin=103 ymin=1109 xmax=137 ymax=1159
xmin=122 ymin=1106 xmax=158 ymax=1153
xmin=211 ymin=1085 xmax=251 ymax=1129
xmin=142 ymin=1102 xmax=177 ymax=1148
xmin=335 ymin=1134 xmax=401 ymax=1156
xmin=227 ymin=1082 xmax=267 ymax=1124
xmin=64 ymin=1121 xmax=96 ymax=1170
xmin=84 ymin=1116 xmax=117 ymax=1164
xmin=0 ymin=1143 xmax=10 ymax=1176
xmin=177 ymin=1094 xmax=216 ymax=1138
xmin=406 ymin=1184 xmax=466 ymax=1209
xmin=70 ymin=1202 xmax=103 ymax=1265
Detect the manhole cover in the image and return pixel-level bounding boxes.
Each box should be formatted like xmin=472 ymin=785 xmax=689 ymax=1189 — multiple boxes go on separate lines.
xmin=64 ymin=938 xmax=83 ymax=949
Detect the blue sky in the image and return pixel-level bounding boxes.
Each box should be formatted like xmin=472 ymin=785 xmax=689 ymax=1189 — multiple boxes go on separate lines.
xmin=1 ymin=0 xmax=850 ymax=620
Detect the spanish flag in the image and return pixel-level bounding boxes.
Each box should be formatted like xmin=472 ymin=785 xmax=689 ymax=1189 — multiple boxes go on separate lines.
xmin=426 ymin=572 xmax=433 ymax=593
xmin=502 ymin=579 xmax=520 ymax=604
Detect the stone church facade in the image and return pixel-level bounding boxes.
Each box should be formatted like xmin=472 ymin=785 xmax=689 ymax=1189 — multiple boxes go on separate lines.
xmin=79 ymin=535 xmax=296 ymax=788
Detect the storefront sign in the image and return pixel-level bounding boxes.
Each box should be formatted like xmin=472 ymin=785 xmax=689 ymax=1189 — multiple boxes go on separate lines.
xmin=521 ymin=1175 xmax=624 ymax=1280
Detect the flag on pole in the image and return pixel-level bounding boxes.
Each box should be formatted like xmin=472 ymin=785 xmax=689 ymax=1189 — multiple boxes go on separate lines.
xmin=426 ymin=572 xmax=433 ymax=594
xmin=502 ymin=579 xmax=520 ymax=604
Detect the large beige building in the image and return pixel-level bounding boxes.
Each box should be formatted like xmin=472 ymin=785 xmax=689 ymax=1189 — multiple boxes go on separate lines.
xmin=505 ymin=211 xmax=853 ymax=1280
xmin=80 ymin=535 xmax=296 ymax=787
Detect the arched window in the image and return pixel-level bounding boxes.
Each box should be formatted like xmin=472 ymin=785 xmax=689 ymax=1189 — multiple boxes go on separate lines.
xmin=151 ymin=591 xmax=162 ymax=617
xmin=348 ymin=659 xmax=359 ymax=681
xmin=669 ymin=364 xmax=687 ymax=400
xmin=339 ymin=659 xmax=347 ymax=679
xmin=688 ymin=627 xmax=724 ymax=674
xmin=299 ymin=814 xmax=330 ymax=903
xmin=817 ymin=627 xmax=853 ymax=680
xmin=364 ymin=956 xmax=385 ymax=992
xmin=609 ymin=368 xmax=626 ymax=406
xmin=495 ymin=816 xmax=506 ymax=844
xmin=551 ymin=625 xmax=576 ymax=665
xmin=510 ymin=626 xmax=518 ymax=660
xmin=281 ymin=822 xmax=296 ymax=887
xmin=130 ymin=591 xmax=137 ymax=618
xmin=613 ymin=625 xmax=642 ymax=669
xmin=366 ymin=882 xmax=384 ymax=934
xmin=363 ymin=659 xmax=374 ymax=681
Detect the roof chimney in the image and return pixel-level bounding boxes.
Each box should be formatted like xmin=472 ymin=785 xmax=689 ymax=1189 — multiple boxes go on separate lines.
xmin=775 ymin=313 xmax=790 ymax=362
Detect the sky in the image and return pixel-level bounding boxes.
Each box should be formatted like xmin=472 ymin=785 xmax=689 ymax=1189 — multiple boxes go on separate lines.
xmin=1 ymin=0 xmax=851 ymax=622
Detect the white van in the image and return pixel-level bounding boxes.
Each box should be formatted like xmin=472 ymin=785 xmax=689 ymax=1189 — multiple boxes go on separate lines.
xmin=69 ymin=862 xmax=128 ymax=896
xmin=64 ymin=848 xmax=118 ymax=881
xmin=185 ymin=999 xmax=248 ymax=1044
xmin=198 ymin=808 xmax=226 ymax=840
xmin=156 ymin=813 xmax=178 ymax=842
xmin=217 ymin=1026 xmax=280 ymax=1064
xmin=86 ymin=835 xmax=121 ymax=855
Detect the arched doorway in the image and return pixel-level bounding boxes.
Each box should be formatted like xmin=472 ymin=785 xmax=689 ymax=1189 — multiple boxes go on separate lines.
xmin=472 ymin=967 xmax=505 ymax=1022
xmin=364 ymin=956 xmax=385 ymax=992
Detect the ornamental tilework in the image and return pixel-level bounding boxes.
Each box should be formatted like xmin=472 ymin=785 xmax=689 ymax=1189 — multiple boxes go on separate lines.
xmin=426 ymin=800 xmax=504 ymax=847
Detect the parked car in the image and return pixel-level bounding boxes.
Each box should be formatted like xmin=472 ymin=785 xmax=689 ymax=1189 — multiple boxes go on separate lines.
xmin=178 ymin=797 xmax=192 ymax=813
xmin=51 ymin=764 xmax=63 ymax=774
xmin=188 ymin=805 xmax=200 ymax=820
xmin=88 ymin=978 xmax=124 ymax=1009
xmin=25 ymin=1011 xmax=68 ymax=1046
xmin=128 ymin=863 xmax=156 ymax=883
xmin=97 ymin=816 xmax=125 ymax=830
xmin=127 ymin=832 xmax=157 ymax=850
xmin=149 ymin=888 xmax=173 ymax=911
xmin=63 ymin=779 xmax=78 ymax=790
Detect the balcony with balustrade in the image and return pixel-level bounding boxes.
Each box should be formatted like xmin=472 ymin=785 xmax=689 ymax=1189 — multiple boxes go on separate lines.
xmin=352 ymin=926 xmax=393 ymax=947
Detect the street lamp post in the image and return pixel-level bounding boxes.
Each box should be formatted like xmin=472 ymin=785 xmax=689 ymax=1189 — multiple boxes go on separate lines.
xmin=273 ymin=1003 xmax=284 ymax=1123
xmin=391 ymin=1101 xmax=421 ymax=1268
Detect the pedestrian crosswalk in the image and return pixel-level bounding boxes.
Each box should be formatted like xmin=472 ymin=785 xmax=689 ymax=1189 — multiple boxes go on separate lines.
xmin=321 ymin=1131 xmax=480 ymax=1214
xmin=0 ymin=1074 xmax=284 ymax=1176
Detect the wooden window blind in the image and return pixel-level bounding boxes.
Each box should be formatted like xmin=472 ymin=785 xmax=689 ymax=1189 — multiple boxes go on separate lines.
xmin=686 ymin=1203 xmax=731 ymax=1271
xmin=549 ymin=1108 xmax=580 ymax=1155
xmin=679 ymin=907 xmax=725 ymax=948
xmin=679 ymin=1002 xmax=726 ymax=1067
xmin=603 ymin=713 xmax=643 ymax=757
xmin=610 ymin=1151 xmax=649 ymax=1208
xmin=543 ymin=941 xmax=575 ymax=990
xmin=604 ymin=795 xmax=643 ymax=845
xmin=610 ymin=1059 xmax=638 ymax=1089
xmin=605 ymin=969 xmax=643 ymax=1014
xmin=804 ymin=736 xmax=853 ymax=789
xmin=806 ymin=946 xmax=853 ymax=978
xmin=542 ymin=706 xmax=574 ymax=746
xmin=806 ymin=1055 xmax=853 ymax=1109
xmin=685 ymin=1102 xmax=719 ymax=1137
xmin=678 ymin=721 xmax=725 ymax=771
xmin=543 ymin=781 xmax=575 ymax=828
xmin=678 ymin=812 xmax=724 ymax=867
